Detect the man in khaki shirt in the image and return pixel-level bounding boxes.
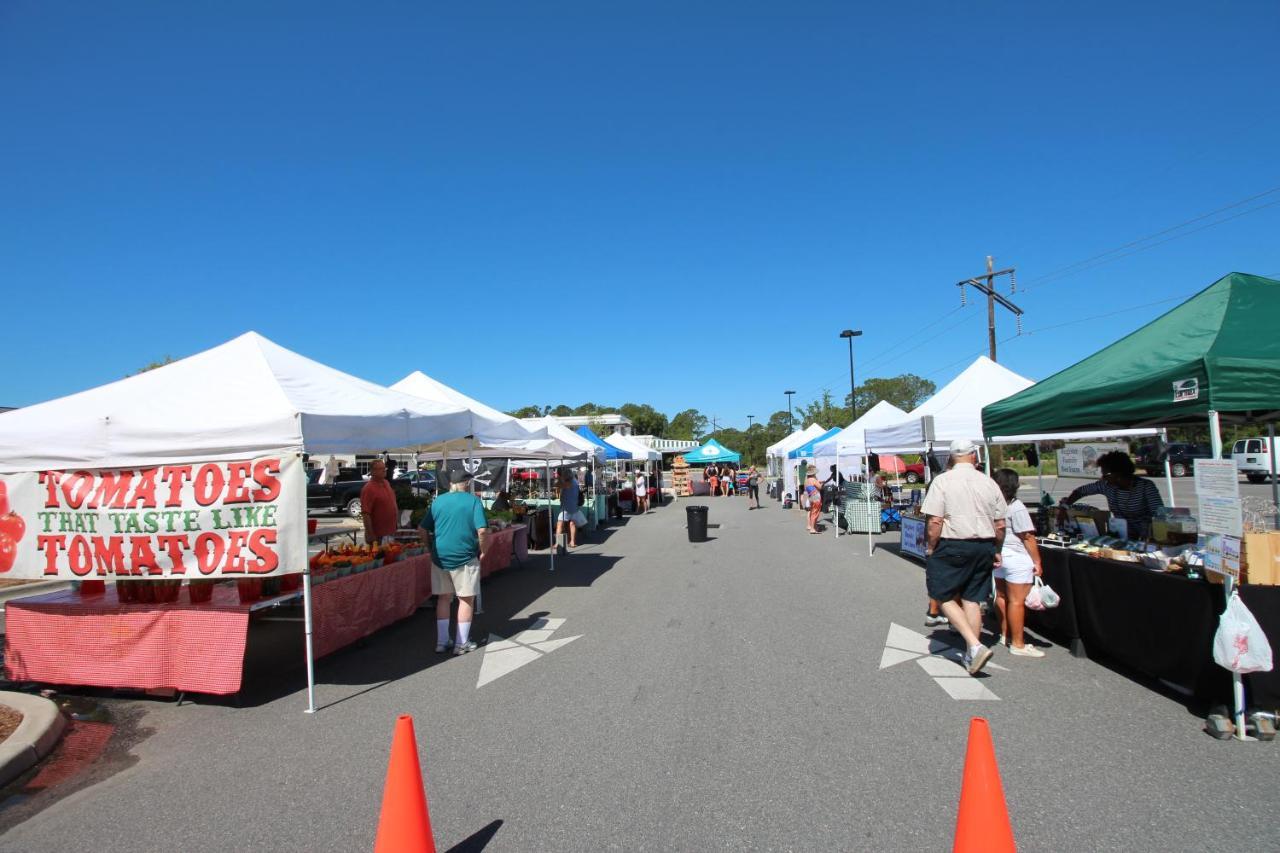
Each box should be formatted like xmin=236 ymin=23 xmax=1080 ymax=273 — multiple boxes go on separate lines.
xmin=920 ymin=439 xmax=1008 ymax=675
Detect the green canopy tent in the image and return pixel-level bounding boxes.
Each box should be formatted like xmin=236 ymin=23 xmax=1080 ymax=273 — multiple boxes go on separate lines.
xmin=680 ymin=438 xmax=741 ymax=465
xmin=982 ymin=272 xmax=1280 ymax=740
xmin=982 ymin=273 xmax=1280 ymax=437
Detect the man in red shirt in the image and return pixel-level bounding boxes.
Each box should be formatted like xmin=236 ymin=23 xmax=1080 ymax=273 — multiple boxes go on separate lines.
xmin=360 ymin=459 xmax=400 ymax=544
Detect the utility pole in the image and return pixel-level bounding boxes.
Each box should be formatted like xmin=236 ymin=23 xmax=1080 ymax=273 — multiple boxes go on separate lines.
xmin=955 ymin=256 xmax=1023 ymax=362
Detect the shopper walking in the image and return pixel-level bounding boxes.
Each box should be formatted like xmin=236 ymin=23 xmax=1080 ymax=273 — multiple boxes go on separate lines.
xmin=993 ymin=469 xmax=1045 ymax=657
xmin=557 ymin=469 xmax=581 ymax=550
xmin=723 ymin=465 xmax=736 ymax=496
xmin=920 ymin=439 xmax=1008 ymax=676
xmin=804 ymin=469 xmax=823 ymax=533
xmin=360 ymin=458 xmax=399 ymax=545
xmin=420 ymin=469 xmax=488 ymax=655
xmin=635 ymin=469 xmax=649 ymax=513
xmin=707 ymin=464 xmax=719 ymax=497
xmin=746 ymin=466 xmax=762 ymax=509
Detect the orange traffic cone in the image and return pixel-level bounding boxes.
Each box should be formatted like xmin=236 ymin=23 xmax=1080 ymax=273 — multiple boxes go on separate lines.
xmin=953 ymin=717 xmax=1016 ymax=853
xmin=374 ymin=715 xmax=437 ymax=853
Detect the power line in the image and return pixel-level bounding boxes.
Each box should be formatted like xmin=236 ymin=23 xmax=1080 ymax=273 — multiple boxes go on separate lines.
xmin=1019 ymin=186 xmax=1280 ymax=292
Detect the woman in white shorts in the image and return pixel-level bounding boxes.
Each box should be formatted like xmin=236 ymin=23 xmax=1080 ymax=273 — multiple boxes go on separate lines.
xmin=992 ymin=469 xmax=1045 ymax=658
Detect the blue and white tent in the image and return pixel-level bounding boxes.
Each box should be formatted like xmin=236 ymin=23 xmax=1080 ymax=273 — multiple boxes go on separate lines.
xmin=576 ymin=425 xmax=632 ymax=460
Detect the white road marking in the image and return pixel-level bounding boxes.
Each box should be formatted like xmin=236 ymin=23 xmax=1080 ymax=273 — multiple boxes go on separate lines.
xmin=477 ymin=617 xmax=582 ymax=688
xmin=880 ymin=622 xmax=1002 ymax=700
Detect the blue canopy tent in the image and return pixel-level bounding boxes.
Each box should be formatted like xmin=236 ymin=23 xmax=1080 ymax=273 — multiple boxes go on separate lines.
xmin=680 ymin=438 xmax=741 ymax=464
xmin=787 ymin=427 xmax=842 ymax=460
xmin=576 ymin=426 xmax=632 ymax=460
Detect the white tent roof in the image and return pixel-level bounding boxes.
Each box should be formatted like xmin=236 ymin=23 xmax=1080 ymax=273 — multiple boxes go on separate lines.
xmin=389 ymin=371 xmax=576 ymax=459
xmin=0 ymin=332 xmax=477 ymax=472
xmin=605 ymin=432 xmax=662 ymax=461
xmin=812 ymin=400 xmax=910 ymax=459
xmin=766 ymin=424 xmax=826 ymax=459
xmin=865 ymin=357 xmax=1034 ymax=452
xmin=519 ymin=417 xmax=606 ymax=462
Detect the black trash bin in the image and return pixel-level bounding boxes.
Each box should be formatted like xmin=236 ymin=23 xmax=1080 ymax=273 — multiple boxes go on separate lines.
xmin=686 ymin=505 xmax=709 ymax=542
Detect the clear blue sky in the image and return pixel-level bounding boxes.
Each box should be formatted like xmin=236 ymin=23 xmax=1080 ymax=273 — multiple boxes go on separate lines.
xmin=3 ymin=2 xmax=1277 ymax=429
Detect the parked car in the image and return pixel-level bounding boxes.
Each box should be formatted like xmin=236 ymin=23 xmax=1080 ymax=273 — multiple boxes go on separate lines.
xmin=903 ymin=461 xmax=926 ymax=484
xmin=398 ymin=470 xmax=438 ymax=495
xmin=306 ymin=469 xmax=368 ymax=517
xmin=1137 ymin=442 xmax=1213 ymax=477
xmin=1233 ymin=437 xmax=1278 ymax=484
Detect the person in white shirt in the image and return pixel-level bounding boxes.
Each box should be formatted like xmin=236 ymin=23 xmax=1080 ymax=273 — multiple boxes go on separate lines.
xmin=992 ymin=469 xmax=1045 ymax=657
xmin=635 ymin=470 xmax=649 ymax=513
xmin=920 ymin=439 xmax=1008 ymax=676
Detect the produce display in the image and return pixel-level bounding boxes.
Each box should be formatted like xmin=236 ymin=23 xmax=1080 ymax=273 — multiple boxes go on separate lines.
xmin=308 ymin=542 xmax=426 ymax=583
xmin=0 ymin=481 xmax=25 ymax=573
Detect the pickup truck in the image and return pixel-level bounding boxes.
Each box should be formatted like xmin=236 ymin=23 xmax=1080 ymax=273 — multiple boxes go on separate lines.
xmin=306 ymin=470 xmax=369 ymax=517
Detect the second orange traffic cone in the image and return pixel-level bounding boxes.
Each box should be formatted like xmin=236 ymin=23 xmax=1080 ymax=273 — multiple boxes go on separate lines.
xmin=953 ymin=717 xmax=1016 ymax=853
xmin=374 ymin=715 xmax=437 ymax=853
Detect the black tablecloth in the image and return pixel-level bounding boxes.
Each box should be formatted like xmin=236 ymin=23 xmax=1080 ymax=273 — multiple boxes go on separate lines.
xmin=1240 ymin=585 xmax=1280 ymax=709
xmin=1025 ymin=546 xmax=1083 ymax=653
xmin=1068 ymin=554 xmax=1231 ymax=699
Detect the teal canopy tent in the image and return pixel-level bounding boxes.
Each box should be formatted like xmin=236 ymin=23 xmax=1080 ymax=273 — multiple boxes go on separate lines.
xmin=680 ymin=438 xmax=741 ymax=464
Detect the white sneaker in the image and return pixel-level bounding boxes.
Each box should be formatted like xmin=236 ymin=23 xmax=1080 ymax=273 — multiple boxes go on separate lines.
xmin=1009 ymin=644 xmax=1046 ymax=658
xmin=966 ymin=645 xmax=994 ymax=675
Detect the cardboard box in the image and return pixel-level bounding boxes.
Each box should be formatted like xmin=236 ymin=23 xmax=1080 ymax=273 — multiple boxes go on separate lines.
xmin=1242 ymin=531 xmax=1280 ymax=586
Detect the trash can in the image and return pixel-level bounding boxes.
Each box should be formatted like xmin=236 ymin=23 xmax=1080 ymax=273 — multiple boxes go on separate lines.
xmin=686 ymin=505 xmax=709 ymax=542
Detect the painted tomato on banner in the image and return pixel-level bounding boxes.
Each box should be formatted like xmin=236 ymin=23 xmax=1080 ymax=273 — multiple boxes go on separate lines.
xmin=0 ymin=454 xmax=306 ymax=580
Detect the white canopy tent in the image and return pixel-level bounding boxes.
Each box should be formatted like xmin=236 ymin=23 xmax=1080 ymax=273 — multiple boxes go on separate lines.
xmin=0 ymin=332 xmax=478 ymax=472
xmin=811 ymin=400 xmax=910 ymax=478
xmin=390 ymin=370 xmax=559 ymax=457
xmin=766 ymin=424 xmax=827 ymax=476
xmin=605 ymin=433 xmax=661 ymax=462
xmin=0 ymin=332 xmax=483 ymax=714
xmin=864 ymin=357 xmax=1034 ymax=454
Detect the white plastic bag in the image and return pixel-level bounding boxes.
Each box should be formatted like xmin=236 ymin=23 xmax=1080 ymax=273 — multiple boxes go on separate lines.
xmin=1213 ymin=591 xmax=1274 ymax=674
xmin=1024 ymin=577 xmax=1060 ymax=611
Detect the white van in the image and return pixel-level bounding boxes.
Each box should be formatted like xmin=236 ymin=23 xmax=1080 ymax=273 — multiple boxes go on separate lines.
xmin=1232 ymin=437 xmax=1277 ymax=484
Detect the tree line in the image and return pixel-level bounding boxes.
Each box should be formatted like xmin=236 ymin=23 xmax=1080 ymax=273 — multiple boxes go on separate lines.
xmin=507 ymin=374 xmax=938 ymax=466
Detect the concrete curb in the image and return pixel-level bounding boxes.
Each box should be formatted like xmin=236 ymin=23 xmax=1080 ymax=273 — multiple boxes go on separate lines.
xmin=0 ymin=691 xmax=67 ymax=787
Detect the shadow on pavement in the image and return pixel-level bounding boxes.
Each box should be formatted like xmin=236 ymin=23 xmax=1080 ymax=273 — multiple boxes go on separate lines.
xmin=446 ymin=818 xmax=503 ymax=852
xmin=219 ymin=550 xmax=625 ymax=708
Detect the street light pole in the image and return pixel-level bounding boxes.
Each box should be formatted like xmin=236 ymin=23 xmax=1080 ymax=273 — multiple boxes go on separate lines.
xmin=839 ymin=330 xmax=863 ymax=420
xmin=784 ymin=391 xmax=796 ymax=432
xmin=747 ymin=414 xmax=755 ymax=429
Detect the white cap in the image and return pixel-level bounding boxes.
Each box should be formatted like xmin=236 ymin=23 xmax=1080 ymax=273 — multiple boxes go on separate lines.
xmin=949 ymin=438 xmax=977 ymax=456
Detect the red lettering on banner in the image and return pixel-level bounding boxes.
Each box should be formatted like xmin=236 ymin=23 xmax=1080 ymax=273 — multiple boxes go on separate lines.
xmin=61 ymin=471 xmax=94 ymax=509
xmin=160 ymin=465 xmax=193 ymax=507
xmin=224 ymin=461 xmax=253 ymax=504
xmin=67 ymin=536 xmax=93 ymax=576
xmin=88 ymin=471 xmax=134 ymax=510
xmin=92 ymin=536 xmax=127 ymax=576
xmin=248 ymin=528 xmax=279 ymax=574
xmin=223 ymin=530 xmax=250 ymax=573
xmin=157 ymin=535 xmax=190 ymax=574
xmin=37 ymin=535 xmax=66 ymax=575
xmin=193 ymin=464 xmax=225 ymax=506
xmin=128 ymin=467 xmax=159 ymax=509
xmin=251 ymin=459 xmax=282 ymax=501
xmin=39 ymin=471 xmax=63 ymax=508
xmin=128 ymin=537 xmax=162 ymax=575
xmin=194 ymin=532 xmax=225 ymax=575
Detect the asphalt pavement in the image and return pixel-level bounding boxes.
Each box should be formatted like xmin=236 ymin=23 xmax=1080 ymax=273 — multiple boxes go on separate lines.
xmin=1 ymin=496 xmax=1278 ymax=851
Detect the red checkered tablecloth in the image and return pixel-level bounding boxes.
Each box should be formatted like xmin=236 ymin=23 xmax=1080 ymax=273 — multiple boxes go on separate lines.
xmin=311 ymin=555 xmax=433 ymax=659
xmin=480 ymin=526 xmax=521 ymax=577
xmin=5 ymin=585 xmax=254 ymax=695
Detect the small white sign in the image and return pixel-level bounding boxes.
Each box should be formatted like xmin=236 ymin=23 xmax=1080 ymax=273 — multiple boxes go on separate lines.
xmin=1173 ymin=378 xmax=1200 ymax=402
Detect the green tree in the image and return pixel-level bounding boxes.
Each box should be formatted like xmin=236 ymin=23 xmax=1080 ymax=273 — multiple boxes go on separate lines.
xmin=130 ymin=355 xmax=176 ymax=376
xmin=507 ymin=405 xmax=544 ymax=419
xmin=850 ymin=374 xmax=936 ymax=416
xmin=550 ymin=404 xmax=574 ymax=417
xmin=619 ymin=403 xmax=668 ymax=437
xmin=667 ymin=409 xmax=708 ymax=441
xmin=573 ymin=402 xmax=618 ymax=416
xmin=800 ymin=390 xmax=851 ymax=431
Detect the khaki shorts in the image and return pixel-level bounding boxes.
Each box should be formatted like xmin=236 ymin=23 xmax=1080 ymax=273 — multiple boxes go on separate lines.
xmin=432 ymin=559 xmax=481 ymax=598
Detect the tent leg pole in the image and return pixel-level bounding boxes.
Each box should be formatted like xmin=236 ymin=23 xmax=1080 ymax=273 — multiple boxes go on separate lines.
xmin=548 ymin=463 xmax=554 ymax=572
xmin=866 ymin=453 xmax=873 ymax=557
xmin=303 ymin=569 xmax=316 ymax=714
xmin=1208 ymin=410 xmax=1223 ymax=458
xmin=1035 ymin=442 xmax=1042 ymax=499
xmin=835 ymin=447 xmax=840 ymax=538
xmin=1270 ymin=423 xmax=1279 ymax=529
xmin=1161 ymin=428 xmax=1176 ymax=508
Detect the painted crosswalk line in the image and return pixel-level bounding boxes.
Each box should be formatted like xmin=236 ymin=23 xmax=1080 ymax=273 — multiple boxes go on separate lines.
xmin=477 ymin=617 xmax=582 ymax=688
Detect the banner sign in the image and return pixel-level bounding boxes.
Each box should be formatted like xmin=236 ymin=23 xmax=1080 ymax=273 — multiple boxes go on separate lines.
xmin=441 ymin=458 xmax=508 ymax=494
xmin=0 ymin=453 xmax=306 ymax=579
xmin=1056 ymin=441 xmax=1130 ymax=478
